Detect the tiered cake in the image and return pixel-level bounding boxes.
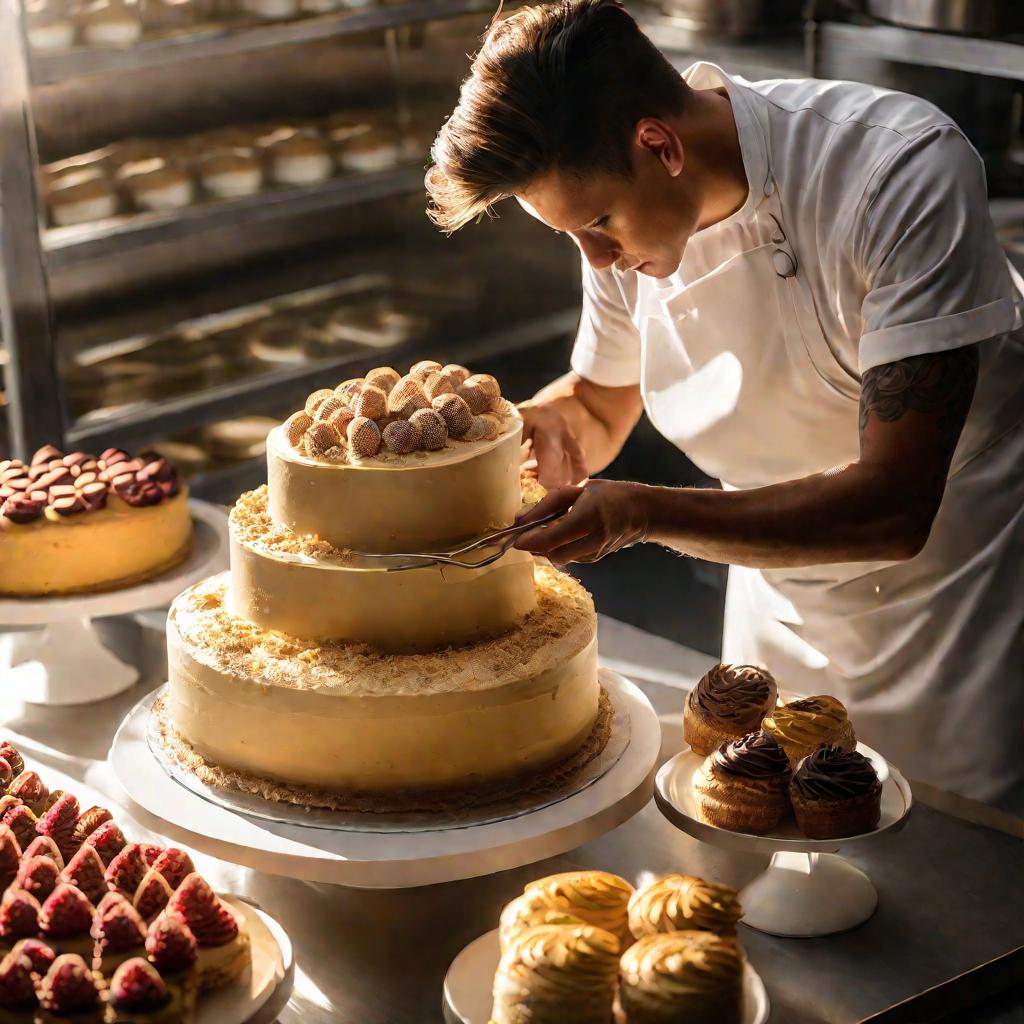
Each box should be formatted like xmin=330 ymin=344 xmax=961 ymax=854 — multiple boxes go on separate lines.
xmin=160 ymin=360 xmax=607 ymax=811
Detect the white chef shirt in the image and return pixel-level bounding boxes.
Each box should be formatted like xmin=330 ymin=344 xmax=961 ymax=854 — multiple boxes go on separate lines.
xmin=571 ymin=64 xmax=1022 ymax=388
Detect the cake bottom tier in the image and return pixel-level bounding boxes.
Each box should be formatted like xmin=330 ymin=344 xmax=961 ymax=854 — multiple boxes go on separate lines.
xmin=164 ymin=565 xmax=601 ymax=803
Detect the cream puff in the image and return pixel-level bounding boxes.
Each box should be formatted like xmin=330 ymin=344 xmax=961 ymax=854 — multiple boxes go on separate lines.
xmin=692 ymin=731 xmax=790 ymax=834
xmin=241 ymin=0 xmax=297 ymax=18
xmin=497 ymin=894 xmax=588 ymax=953
xmin=198 ymin=147 xmax=263 ymax=199
xmin=79 ymin=0 xmax=142 ymax=46
xmin=268 ymin=130 xmax=334 ymax=186
xmin=25 ymin=0 xmax=75 ymax=50
xmin=518 ymin=870 xmax=634 ymax=946
xmin=762 ymin=694 xmax=856 ymax=769
xmin=628 ymin=874 xmax=743 ymax=939
xmin=116 ymin=159 xmax=194 ymax=212
xmin=684 ymin=663 xmax=778 ymax=756
xmin=490 ymin=923 xmax=620 ymax=1024
xmin=619 ymin=930 xmax=744 ymax=1024
xmin=339 ymin=127 xmax=400 ymax=173
xmin=47 ymin=170 xmax=119 ymax=227
xmin=790 ymin=746 xmax=882 ymax=839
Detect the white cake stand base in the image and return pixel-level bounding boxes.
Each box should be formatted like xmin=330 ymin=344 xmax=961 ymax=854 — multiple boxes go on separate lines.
xmin=0 ymin=500 xmax=227 ymax=705
xmin=655 ymin=743 xmax=913 ymax=938
xmin=108 ymin=668 xmax=661 ymax=888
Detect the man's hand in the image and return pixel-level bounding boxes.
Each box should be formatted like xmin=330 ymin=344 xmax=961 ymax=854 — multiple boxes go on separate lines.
xmin=518 ymin=402 xmax=589 ymax=490
xmin=514 ymin=479 xmax=650 ymax=564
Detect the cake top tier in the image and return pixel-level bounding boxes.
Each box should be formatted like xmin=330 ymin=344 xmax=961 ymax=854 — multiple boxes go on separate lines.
xmin=283 ymin=360 xmax=517 ymax=465
xmin=0 ymin=445 xmax=181 ymax=527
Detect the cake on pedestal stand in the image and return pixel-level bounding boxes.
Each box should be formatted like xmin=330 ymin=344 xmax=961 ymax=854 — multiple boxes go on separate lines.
xmin=0 ymin=500 xmax=227 ymax=705
xmin=654 ymin=742 xmax=913 ymax=937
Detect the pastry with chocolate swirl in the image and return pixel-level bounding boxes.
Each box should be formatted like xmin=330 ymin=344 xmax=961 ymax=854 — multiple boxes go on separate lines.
xmin=692 ymin=731 xmax=790 ymax=834
xmin=684 ymin=664 xmax=778 ymax=756
xmin=489 ymin=922 xmax=620 ymax=1024
xmin=762 ymin=695 xmax=856 ymax=769
xmin=790 ymin=746 xmax=882 ymax=839
xmin=619 ymin=930 xmax=743 ymax=1024
xmin=628 ymin=874 xmax=742 ymax=939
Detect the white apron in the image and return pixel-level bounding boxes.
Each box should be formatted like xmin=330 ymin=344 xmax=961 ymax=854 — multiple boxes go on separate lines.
xmin=640 ymin=179 xmax=1024 ymax=811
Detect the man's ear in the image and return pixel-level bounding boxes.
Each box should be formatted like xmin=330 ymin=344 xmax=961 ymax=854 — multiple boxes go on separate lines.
xmin=634 ymin=118 xmax=684 ymax=177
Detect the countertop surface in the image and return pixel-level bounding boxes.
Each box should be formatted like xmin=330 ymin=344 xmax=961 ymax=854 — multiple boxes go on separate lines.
xmin=1 ymin=613 xmax=1022 ymax=1024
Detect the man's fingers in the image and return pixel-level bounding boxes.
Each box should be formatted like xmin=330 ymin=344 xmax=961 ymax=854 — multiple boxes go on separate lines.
xmin=531 ymin=429 xmax=573 ymax=489
xmin=543 ymin=536 xmax=608 ymax=565
xmin=565 ymin=431 xmax=589 ymax=486
xmin=515 ymin=505 xmax=592 ymax=554
xmin=514 ymin=485 xmax=581 ymax=527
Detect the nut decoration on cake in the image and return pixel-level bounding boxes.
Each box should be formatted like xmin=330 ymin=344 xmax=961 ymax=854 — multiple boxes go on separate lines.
xmin=628 ymin=875 xmax=743 ymax=939
xmin=60 ymin=847 xmax=107 ymax=906
xmin=518 ymin=871 xmax=634 ymax=946
xmin=618 ymin=930 xmax=745 ymax=1024
xmin=132 ymin=870 xmax=173 ymax=924
xmin=490 ymin=923 xmax=621 ymax=1024
xmin=762 ymin=694 xmax=856 ymax=768
xmin=684 ymin=663 xmax=778 ymax=756
xmin=283 ymin=360 xmax=513 ymax=464
xmin=789 ymin=746 xmax=882 ymax=839
xmin=38 ymin=954 xmax=103 ymax=1023
xmin=0 ymin=446 xmax=191 ymax=596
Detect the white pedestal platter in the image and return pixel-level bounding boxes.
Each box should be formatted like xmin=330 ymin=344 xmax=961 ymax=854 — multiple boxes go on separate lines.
xmin=442 ymin=928 xmax=770 ymax=1024
xmin=108 ymin=668 xmax=661 ymax=889
xmin=0 ymin=500 xmax=228 ymax=705
xmin=654 ymin=742 xmax=913 ymax=938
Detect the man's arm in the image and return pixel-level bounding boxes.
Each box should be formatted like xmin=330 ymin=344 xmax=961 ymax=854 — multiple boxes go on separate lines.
xmin=519 ymin=373 xmax=643 ymax=489
xmin=516 ymin=346 xmax=979 ymax=567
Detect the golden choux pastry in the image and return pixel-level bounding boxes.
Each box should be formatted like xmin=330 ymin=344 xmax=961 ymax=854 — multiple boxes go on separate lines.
xmin=619 ymin=930 xmax=744 ymax=1024
xmin=684 ymin=663 xmax=778 ymax=756
xmin=762 ymin=694 xmax=856 ymax=769
xmin=628 ymin=874 xmax=743 ymax=939
xmin=489 ymin=923 xmax=620 ymax=1024
xmin=692 ymin=732 xmax=790 ymax=834
xmin=498 ymin=894 xmax=589 ymax=952
xmin=519 ymin=870 xmax=634 ymax=945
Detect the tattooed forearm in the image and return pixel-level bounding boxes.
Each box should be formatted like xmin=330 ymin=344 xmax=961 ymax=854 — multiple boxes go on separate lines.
xmin=859 ymin=345 xmax=979 ymax=450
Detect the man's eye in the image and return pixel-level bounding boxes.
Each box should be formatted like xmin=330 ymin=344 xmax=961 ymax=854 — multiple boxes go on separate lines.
xmin=593 ymin=216 xmax=609 ymax=229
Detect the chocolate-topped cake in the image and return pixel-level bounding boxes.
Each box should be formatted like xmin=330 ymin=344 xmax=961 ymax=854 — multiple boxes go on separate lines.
xmin=684 ymin=663 xmax=777 ymax=756
xmin=692 ymin=731 xmax=790 ymax=834
xmin=0 ymin=446 xmax=190 ymax=596
xmin=790 ymin=746 xmax=882 ymax=839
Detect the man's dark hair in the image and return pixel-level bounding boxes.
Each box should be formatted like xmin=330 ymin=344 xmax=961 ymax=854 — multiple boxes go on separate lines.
xmin=427 ymin=0 xmax=689 ymax=231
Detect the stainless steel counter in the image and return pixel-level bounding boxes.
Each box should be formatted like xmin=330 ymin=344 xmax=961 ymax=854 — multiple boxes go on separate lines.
xmin=2 ymin=614 xmax=1022 ymax=1023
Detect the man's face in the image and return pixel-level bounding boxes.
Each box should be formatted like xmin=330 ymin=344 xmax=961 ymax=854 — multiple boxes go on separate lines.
xmin=517 ymin=129 xmax=701 ymax=280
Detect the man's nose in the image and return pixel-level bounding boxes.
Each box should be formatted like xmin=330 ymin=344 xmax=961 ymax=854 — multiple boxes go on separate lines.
xmin=573 ymin=231 xmax=619 ymax=271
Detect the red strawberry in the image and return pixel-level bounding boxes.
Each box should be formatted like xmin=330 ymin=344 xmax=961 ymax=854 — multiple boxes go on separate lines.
xmin=83 ymin=821 xmax=126 ymax=866
xmin=39 ymin=884 xmax=93 ymax=941
xmin=150 ymin=847 xmax=195 ymax=891
xmin=140 ymin=843 xmax=164 ymax=867
xmin=61 ymin=846 xmax=107 ymax=905
xmin=109 ymin=957 xmax=169 ymax=1011
xmin=0 ymin=948 xmax=37 ymax=1010
xmin=10 ymin=938 xmax=55 ymax=978
xmin=0 ymin=795 xmax=22 ymax=818
xmin=0 ymin=742 xmax=24 ymax=779
xmin=22 ymin=834 xmax=64 ymax=871
xmin=168 ymin=873 xmax=237 ymax=947
xmin=0 ymin=888 xmax=40 ymax=941
xmin=96 ymin=890 xmax=126 ymax=916
xmin=105 ymin=843 xmax=147 ymax=897
xmin=39 ymin=954 xmax=101 ymax=1014
xmin=3 ymin=804 xmax=38 ymax=850
xmin=16 ymin=855 xmax=60 ymax=900
xmin=0 ymin=758 xmax=12 ymax=790
xmin=35 ymin=793 xmax=79 ymax=862
xmin=71 ymin=806 xmax=112 ymax=848
xmin=0 ymin=823 xmax=21 ymax=891
xmin=7 ymin=772 xmax=47 ymax=811
xmin=91 ymin=895 xmax=145 ymax=954
xmin=145 ymin=914 xmax=197 ymax=974
xmin=133 ymin=868 xmax=173 ymax=922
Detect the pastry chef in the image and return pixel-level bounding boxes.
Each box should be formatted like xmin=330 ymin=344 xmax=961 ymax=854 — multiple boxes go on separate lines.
xmin=426 ymin=0 xmax=1024 ymax=811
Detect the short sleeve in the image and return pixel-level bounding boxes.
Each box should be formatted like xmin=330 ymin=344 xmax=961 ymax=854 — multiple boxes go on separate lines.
xmin=570 ymin=259 xmax=642 ymax=386
xmin=855 ymin=125 xmax=1021 ymax=373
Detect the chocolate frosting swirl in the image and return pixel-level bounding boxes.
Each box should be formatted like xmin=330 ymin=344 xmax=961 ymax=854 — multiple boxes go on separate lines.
xmin=792 ymin=746 xmax=879 ymax=800
xmin=690 ymin=664 xmax=776 ymax=725
xmin=712 ymin=732 xmax=789 ymax=779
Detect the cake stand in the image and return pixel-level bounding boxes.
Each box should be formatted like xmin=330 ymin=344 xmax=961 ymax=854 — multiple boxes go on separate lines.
xmin=442 ymin=927 xmax=770 ymax=1024
xmin=107 ymin=668 xmax=661 ymax=888
xmin=654 ymin=742 xmax=913 ymax=938
xmin=0 ymin=500 xmax=228 ymax=705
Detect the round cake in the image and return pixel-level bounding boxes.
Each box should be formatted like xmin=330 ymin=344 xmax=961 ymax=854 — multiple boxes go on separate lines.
xmin=0 ymin=446 xmax=190 ymax=596
xmin=161 ymin=362 xmax=607 ymax=810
